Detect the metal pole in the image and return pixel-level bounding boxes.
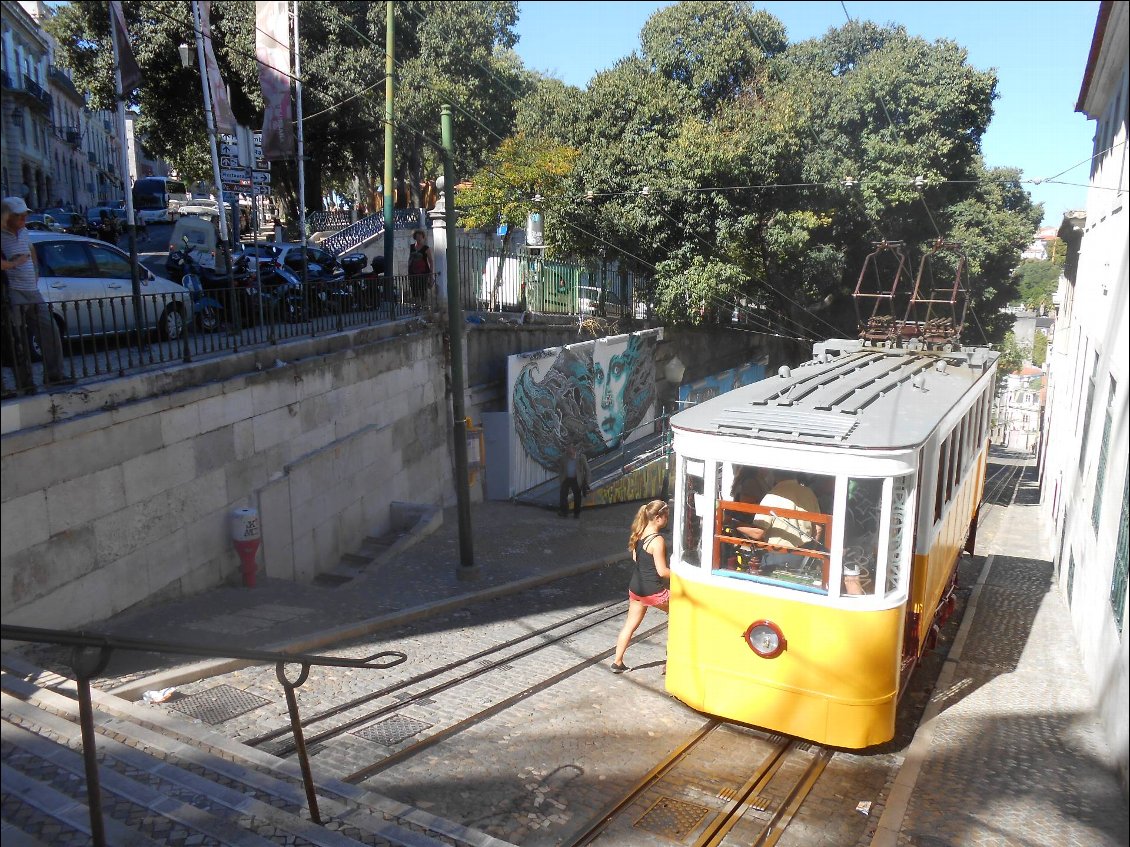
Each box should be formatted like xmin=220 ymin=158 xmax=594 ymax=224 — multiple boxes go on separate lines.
xmin=383 ymin=1 xmax=395 ymax=318
xmin=109 ymin=22 xmax=144 ymax=347
xmin=442 ymin=104 xmax=475 ymax=578
xmin=293 ymin=1 xmax=308 ymax=301
xmin=192 ymin=0 xmax=235 ymax=291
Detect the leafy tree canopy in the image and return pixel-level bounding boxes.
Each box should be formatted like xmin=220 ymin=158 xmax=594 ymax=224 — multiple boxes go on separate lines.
xmin=1012 ymin=260 xmax=1060 ymax=310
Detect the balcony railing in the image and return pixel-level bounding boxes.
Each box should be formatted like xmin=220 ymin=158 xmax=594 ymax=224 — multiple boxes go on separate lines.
xmin=1 ymin=623 xmax=406 ymax=847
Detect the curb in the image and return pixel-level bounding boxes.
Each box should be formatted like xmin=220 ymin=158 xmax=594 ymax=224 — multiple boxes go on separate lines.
xmin=110 ymin=552 xmax=626 ymax=701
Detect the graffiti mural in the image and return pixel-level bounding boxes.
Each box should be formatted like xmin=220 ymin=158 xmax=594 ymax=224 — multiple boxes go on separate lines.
xmin=677 ymin=361 xmax=767 ymax=407
xmin=508 ymin=331 xmax=661 ymax=497
xmin=582 ymin=455 xmax=670 ymax=507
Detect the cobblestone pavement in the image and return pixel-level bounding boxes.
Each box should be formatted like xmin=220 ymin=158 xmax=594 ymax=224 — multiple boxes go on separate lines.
xmin=10 ymin=455 xmax=1126 ymax=847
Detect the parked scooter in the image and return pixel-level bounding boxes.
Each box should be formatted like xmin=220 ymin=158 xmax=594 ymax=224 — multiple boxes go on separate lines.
xmin=246 ymin=260 xmax=307 ymax=324
xmin=178 ymin=273 xmax=227 ymax=333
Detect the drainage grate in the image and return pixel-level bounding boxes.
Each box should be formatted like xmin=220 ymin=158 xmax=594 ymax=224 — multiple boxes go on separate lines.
xmin=352 ymin=714 xmax=432 ymax=746
xmin=169 ymin=685 xmax=270 ymax=725
xmin=635 ymin=796 xmax=711 ymax=840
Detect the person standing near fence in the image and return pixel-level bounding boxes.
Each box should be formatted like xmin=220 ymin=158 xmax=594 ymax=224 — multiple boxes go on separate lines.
xmin=1 ymin=197 xmax=72 ymax=392
xmin=407 ymin=229 xmax=433 ymax=311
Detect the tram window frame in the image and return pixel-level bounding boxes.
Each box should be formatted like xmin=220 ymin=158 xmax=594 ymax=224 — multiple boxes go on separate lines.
xmin=934 ymin=437 xmax=949 ymax=523
xmin=680 ymin=457 xmax=706 ymax=567
xmin=712 ymin=464 xmax=835 ymax=596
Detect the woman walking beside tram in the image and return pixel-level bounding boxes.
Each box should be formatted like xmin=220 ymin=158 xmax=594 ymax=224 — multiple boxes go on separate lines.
xmin=611 ymin=500 xmax=671 ymax=673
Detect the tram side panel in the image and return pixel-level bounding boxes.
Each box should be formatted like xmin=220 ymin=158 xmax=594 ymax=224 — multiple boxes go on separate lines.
xmin=908 ymin=438 xmax=988 ymax=660
xmin=667 ymin=576 xmax=903 ymax=749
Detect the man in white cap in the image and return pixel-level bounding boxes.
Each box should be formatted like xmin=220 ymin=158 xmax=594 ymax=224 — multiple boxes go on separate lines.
xmin=1 ymin=196 xmax=72 ymax=391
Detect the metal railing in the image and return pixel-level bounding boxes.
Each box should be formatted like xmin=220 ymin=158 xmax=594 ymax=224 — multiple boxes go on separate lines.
xmin=457 ymin=243 xmax=651 ymax=318
xmin=1 ymin=623 xmax=406 ymax=847
xmin=1 ymin=275 xmax=437 ymax=392
xmin=317 ymin=209 xmax=429 ymax=256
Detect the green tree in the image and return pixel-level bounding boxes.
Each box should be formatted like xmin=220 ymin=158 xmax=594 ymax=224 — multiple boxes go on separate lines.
xmin=996 ymin=330 xmax=1028 ymax=375
xmin=1012 ymin=260 xmax=1060 ymax=311
xmin=1032 ymin=330 xmax=1048 ymax=367
xmin=47 ymin=1 xmax=524 ymax=215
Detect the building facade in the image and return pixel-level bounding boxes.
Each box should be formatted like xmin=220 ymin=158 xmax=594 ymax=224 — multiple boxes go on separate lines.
xmin=992 ymin=366 xmax=1045 ymax=453
xmin=2 ymin=0 xmax=130 ymax=212
xmin=1 ymin=0 xmax=52 ymax=206
xmin=1040 ymin=0 xmax=1129 ymax=792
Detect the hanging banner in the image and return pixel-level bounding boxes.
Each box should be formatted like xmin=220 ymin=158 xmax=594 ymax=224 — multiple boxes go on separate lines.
xmin=109 ymin=1 xmax=141 ymax=93
xmin=199 ymin=0 xmax=237 ymax=135
xmin=255 ymin=0 xmax=295 ymax=161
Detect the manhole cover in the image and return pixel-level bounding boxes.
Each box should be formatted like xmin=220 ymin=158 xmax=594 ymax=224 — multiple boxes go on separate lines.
xmin=352 ymin=714 xmax=432 ymax=746
xmin=169 ymin=685 xmax=270 ymax=725
xmin=635 ymin=796 xmax=711 ymax=840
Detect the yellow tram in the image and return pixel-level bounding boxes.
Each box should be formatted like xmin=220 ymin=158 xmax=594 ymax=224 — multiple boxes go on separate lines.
xmin=665 ymin=338 xmax=998 ymax=748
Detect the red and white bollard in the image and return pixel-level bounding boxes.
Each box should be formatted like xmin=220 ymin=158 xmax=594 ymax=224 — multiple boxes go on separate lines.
xmin=231 ymin=507 xmax=261 ymax=587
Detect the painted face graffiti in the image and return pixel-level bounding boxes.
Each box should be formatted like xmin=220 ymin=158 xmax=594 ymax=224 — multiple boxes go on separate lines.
xmin=593 ymin=345 xmax=631 ymax=448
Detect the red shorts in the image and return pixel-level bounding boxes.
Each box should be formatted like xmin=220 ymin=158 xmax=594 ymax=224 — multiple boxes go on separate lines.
xmin=629 ymin=589 xmax=670 ymax=607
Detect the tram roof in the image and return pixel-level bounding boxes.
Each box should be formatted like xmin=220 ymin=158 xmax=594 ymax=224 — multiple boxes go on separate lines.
xmin=671 ymin=340 xmax=999 ymax=450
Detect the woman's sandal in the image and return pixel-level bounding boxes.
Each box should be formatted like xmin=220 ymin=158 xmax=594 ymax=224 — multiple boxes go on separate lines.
xmin=610 ymin=662 xmax=628 ymax=673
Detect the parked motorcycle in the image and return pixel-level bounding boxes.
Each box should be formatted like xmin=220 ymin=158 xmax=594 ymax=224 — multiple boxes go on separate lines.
xmin=245 ymin=260 xmax=307 ymax=325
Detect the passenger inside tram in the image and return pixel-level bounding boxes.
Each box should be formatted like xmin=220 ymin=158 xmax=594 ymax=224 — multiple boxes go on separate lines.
xmin=716 ymin=465 xmax=832 ymax=591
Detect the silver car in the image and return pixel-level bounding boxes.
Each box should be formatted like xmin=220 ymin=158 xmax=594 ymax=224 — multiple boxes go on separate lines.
xmin=28 ymin=232 xmax=188 ymax=348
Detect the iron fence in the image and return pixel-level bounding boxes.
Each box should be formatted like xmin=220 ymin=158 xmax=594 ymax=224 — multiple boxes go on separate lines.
xmin=1 ymin=274 xmax=436 ymax=393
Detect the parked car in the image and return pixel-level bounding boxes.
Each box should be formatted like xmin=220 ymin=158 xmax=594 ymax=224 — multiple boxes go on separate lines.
xmin=42 ymin=209 xmax=90 ymax=237
xmin=25 ymin=213 xmax=64 ymax=233
xmin=26 ymin=232 xmax=188 ymax=355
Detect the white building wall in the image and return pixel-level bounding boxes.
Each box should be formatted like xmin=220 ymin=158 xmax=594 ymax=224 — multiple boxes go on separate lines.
xmin=1040 ymin=0 xmax=1129 ymax=793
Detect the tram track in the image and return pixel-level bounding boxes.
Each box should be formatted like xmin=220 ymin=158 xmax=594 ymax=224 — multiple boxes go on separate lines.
xmin=340 ymin=619 xmax=669 ymax=783
xmin=562 ymin=720 xmax=832 ymax=847
xmin=244 ymin=597 xmax=675 ymax=775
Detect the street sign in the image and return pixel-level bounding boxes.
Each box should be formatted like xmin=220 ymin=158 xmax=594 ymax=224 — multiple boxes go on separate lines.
xmin=252 ymin=170 xmax=271 ymax=185
xmin=253 ymin=159 xmax=270 ymax=171
xmin=220 ymin=133 xmax=237 ymax=144
xmin=253 ymin=130 xmax=262 ymax=145
xmin=222 ymin=191 xmax=241 ymax=204
xmin=220 ymin=155 xmax=241 ymax=169
xmin=220 ymin=167 xmax=251 ymax=184
xmin=221 ymin=182 xmax=248 ymax=193
xmin=253 ymin=185 xmax=272 ymax=197
xmin=220 ymin=142 xmax=240 ymax=159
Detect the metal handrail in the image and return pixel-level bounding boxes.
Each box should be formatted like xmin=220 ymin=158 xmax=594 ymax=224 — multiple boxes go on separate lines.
xmin=1 ymin=623 xmax=407 ymax=845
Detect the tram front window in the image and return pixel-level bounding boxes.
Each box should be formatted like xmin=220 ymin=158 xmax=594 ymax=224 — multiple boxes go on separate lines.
xmin=715 ymin=466 xmax=834 ymax=594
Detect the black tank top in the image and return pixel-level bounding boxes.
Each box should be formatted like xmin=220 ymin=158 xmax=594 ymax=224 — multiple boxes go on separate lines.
xmin=629 ymin=533 xmax=669 ymax=597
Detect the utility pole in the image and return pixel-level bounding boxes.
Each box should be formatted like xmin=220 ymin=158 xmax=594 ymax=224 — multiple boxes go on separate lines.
xmin=442 ymin=105 xmax=475 ymax=579
xmin=383 ymin=2 xmax=395 ymax=317
xmin=109 ymin=18 xmax=143 ymax=344
xmin=191 ymin=0 xmax=235 ymax=290
xmin=293 ymin=1 xmax=307 ymax=291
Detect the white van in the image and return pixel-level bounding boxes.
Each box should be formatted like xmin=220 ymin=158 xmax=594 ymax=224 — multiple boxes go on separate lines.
xmin=169 ymin=215 xmax=226 ymax=273
xmin=480 ymin=256 xmax=524 ymax=311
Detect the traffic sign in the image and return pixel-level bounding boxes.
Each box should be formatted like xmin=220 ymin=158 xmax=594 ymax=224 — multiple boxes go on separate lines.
xmin=220 ymin=167 xmax=251 ymax=184
xmin=252 ymin=170 xmax=271 ymax=185
xmin=222 ymin=191 xmax=241 ymax=204
xmin=220 ymin=142 xmax=240 ymax=159
xmin=221 ymin=182 xmax=248 ymax=193
xmin=253 ymin=159 xmax=270 ymax=171
xmin=220 ymin=155 xmax=241 ymax=169
xmin=252 ymin=185 xmax=272 ymax=197
xmin=220 ymin=133 xmax=237 ymax=144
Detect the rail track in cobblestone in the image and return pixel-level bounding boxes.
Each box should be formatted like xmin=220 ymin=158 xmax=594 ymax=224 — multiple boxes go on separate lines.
xmin=243 ymin=598 xmax=663 ymax=761
xmin=563 ymin=719 xmax=832 ymax=847
xmin=977 ymin=459 xmax=1025 ymax=531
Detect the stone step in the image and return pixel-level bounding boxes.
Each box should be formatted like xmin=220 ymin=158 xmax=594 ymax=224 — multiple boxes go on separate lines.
xmin=318 ymin=503 xmax=443 ymax=588
xmin=1 ymin=761 xmax=163 ymax=847
xmin=0 ymin=654 xmax=512 ymax=847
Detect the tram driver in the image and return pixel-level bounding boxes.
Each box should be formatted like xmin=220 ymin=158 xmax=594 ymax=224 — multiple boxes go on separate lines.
xmin=734 ymin=474 xmax=823 ymax=550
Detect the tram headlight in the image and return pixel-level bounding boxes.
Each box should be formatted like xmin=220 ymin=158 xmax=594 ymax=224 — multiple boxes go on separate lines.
xmin=744 ymin=620 xmax=786 ymax=658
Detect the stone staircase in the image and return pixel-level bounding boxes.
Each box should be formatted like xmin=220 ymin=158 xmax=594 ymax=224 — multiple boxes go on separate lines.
xmin=315 ymin=503 xmax=442 ymax=588
xmin=0 ymin=652 xmax=510 ymax=847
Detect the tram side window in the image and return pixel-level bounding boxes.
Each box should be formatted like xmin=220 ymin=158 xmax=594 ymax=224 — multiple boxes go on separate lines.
xmin=682 ymin=458 xmax=706 ymax=566
xmin=934 ymin=438 xmax=949 ymax=523
xmin=844 ymin=478 xmax=883 ymax=596
xmin=715 ymin=466 xmax=834 ymax=595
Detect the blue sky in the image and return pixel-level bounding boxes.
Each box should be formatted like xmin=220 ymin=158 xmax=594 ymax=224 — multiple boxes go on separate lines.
xmin=513 ymin=1 xmax=1103 ymax=228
